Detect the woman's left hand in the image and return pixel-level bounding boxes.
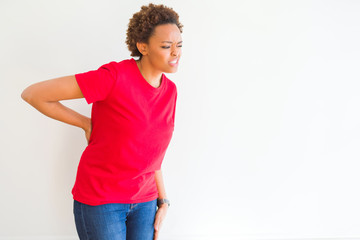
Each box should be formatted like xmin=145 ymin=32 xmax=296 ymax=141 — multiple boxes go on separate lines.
xmin=153 ymin=204 xmax=169 ymax=240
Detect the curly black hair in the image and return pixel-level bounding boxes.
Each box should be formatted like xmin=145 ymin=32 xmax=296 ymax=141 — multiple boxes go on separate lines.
xmin=126 ymin=3 xmax=183 ymax=59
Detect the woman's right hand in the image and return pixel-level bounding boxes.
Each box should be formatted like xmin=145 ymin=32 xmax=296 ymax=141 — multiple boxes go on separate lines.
xmin=84 ymin=118 xmax=92 ymax=145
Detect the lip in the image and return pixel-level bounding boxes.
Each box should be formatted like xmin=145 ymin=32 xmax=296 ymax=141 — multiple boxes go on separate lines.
xmin=169 ymin=58 xmax=179 ymax=67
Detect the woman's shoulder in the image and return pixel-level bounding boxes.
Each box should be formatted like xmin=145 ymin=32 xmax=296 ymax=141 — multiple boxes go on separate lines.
xmin=98 ymin=58 xmax=135 ymax=78
xmin=106 ymin=58 xmax=134 ymax=68
xmin=162 ymin=74 xmax=177 ymax=95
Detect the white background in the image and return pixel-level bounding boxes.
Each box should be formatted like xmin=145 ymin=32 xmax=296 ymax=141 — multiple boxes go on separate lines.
xmin=1 ymin=0 xmax=360 ymax=239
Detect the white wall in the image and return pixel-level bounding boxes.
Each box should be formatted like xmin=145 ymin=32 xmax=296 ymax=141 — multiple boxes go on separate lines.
xmin=1 ymin=0 xmax=360 ymax=239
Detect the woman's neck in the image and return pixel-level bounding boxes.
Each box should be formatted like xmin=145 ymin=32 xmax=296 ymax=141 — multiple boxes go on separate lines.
xmin=136 ymin=58 xmax=163 ymax=88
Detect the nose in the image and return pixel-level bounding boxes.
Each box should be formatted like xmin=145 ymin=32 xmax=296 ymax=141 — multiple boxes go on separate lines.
xmin=171 ymin=46 xmax=180 ymax=57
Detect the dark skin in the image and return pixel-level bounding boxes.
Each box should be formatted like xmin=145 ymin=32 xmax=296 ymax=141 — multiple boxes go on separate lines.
xmin=135 ymin=23 xmax=182 ymax=89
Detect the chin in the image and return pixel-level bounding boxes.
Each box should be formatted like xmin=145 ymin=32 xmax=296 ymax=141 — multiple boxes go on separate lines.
xmin=166 ymin=67 xmax=178 ymax=73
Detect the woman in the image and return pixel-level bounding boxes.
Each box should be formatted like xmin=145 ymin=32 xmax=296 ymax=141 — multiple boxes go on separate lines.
xmin=21 ymin=3 xmax=183 ymax=240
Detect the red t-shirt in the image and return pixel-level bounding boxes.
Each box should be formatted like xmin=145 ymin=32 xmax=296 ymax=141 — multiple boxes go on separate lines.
xmin=72 ymin=58 xmax=177 ymax=206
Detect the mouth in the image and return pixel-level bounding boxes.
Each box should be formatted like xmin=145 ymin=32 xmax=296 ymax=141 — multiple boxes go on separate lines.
xmin=169 ymin=58 xmax=179 ymax=66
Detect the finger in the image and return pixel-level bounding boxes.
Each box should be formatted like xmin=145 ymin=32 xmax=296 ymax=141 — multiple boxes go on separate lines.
xmin=153 ymin=229 xmax=159 ymax=240
xmin=154 ymin=215 xmax=161 ymax=231
xmin=158 ymin=220 xmax=163 ymax=230
xmin=155 ymin=217 xmax=163 ymax=231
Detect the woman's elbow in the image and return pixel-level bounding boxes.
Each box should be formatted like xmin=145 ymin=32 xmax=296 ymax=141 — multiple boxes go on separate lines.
xmin=21 ymin=87 xmax=30 ymax=102
xmin=21 ymin=85 xmax=37 ymax=104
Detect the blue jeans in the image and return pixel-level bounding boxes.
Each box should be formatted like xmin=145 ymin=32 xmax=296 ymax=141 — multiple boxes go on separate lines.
xmin=73 ymin=199 xmax=157 ymax=240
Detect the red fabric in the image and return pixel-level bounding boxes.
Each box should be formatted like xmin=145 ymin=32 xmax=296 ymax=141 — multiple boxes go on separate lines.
xmin=72 ymin=58 xmax=177 ymax=206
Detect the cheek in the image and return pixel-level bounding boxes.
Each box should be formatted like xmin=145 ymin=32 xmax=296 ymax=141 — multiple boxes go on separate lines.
xmin=158 ymin=51 xmax=169 ymax=62
xmin=153 ymin=49 xmax=166 ymax=58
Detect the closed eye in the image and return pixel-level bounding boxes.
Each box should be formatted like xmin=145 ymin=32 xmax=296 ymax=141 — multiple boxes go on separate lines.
xmin=161 ymin=45 xmax=183 ymax=49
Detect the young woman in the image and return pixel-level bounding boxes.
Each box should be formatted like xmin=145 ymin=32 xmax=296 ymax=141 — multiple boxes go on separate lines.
xmin=21 ymin=3 xmax=183 ymax=240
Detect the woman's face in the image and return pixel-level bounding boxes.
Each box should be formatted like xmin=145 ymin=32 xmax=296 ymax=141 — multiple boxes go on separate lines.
xmin=139 ymin=23 xmax=182 ymax=73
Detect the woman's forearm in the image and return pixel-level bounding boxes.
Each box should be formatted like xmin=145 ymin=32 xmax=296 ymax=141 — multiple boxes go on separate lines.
xmin=26 ymin=99 xmax=90 ymax=131
xmin=21 ymin=75 xmax=91 ymax=131
xmin=155 ymin=169 xmax=167 ymax=199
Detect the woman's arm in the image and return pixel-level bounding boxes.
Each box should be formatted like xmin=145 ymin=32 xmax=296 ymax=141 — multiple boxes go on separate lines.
xmin=155 ymin=169 xmax=168 ymax=208
xmin=21 ymin=75 xmax=92 ymax=142
xmin=154 ymin=169 xmax=169 ymax=237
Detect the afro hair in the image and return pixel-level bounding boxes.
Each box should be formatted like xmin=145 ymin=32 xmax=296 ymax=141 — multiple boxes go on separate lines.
xmin=126 ymin=3 xmax=183 ymax=59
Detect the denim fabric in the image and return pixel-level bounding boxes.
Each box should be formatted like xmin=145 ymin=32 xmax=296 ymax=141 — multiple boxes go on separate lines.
xmin=73 ymin=199 xmax=157 ymax=240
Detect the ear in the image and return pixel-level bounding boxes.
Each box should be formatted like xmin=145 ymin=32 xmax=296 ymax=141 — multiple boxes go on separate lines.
xmin=136 ymin=42 xmax=148 ymax=56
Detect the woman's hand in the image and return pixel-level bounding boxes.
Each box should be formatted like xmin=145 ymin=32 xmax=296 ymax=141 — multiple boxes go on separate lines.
xmin=153 ymin=204 xmax=168 ymax=240
xmin=83 ymin=117 xmax=92 ymax=144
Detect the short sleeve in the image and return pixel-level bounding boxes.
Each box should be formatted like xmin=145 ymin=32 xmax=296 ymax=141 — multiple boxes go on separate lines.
xmin=75 ymin=61 xmax=118 ymax=104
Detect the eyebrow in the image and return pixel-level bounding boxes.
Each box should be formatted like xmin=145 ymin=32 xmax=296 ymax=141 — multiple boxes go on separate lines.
xmin=161 ymin=41 xmax=183 ymax=44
